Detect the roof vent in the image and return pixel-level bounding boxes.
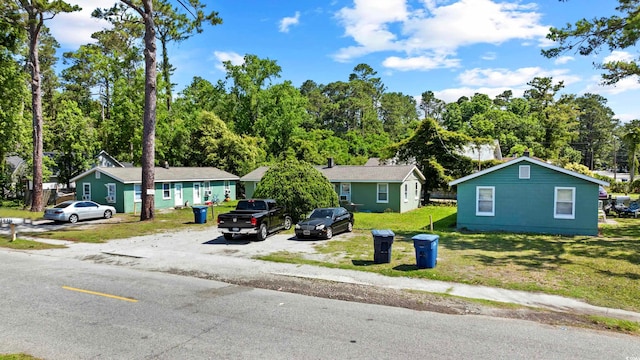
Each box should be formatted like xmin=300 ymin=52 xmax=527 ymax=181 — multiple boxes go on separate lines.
xmin=327 ymin=157 xmax=334 ymax=168
xmin=163 ymin=161 xmax=169 ymax=169
xmin=523 ymin=149 xmax=530 ymax=157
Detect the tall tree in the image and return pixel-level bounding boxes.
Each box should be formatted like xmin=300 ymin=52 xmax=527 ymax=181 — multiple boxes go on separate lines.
xmin=524 ymin=77 xmax=579 ymax=160
xmin=380 ymin=92 xmax=419 ymax=141
xmin=622 ymin=120 xmax=640 ymax=188
xmin=223 ymin=54 xmax=282 ymax=135
xmin=387 ymin=118 xmax=472 ymax=200
xmin=0 ymin=11 xmax=29 ymax=188
xmin=573 ymin=94 xmax=618 ymax=170
xmin=419 ymin=90 xmax=445 ymax=121
xmin=2 ymin=0 xmax=80 ymax=212
xmin=543 ymin=0 xmax=640 ymax=85
xmin=153 ymin=0 xmax=221 ymax=111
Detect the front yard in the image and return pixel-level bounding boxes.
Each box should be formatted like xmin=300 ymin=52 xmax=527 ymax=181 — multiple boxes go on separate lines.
xmin=260 ymin=204 xmax=640 ymax=314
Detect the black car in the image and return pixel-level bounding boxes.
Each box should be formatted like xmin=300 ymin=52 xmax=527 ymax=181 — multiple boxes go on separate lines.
xmin=295 ymin=207 xmax=354 ymax=239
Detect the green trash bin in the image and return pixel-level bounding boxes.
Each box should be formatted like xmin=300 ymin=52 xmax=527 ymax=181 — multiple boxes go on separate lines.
xmin=192 ymin=205 xmax=208 ymax=224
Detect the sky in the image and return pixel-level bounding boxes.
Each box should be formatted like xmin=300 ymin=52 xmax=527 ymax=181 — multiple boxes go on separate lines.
xmin=48 ymin=0 xmax=640 ymax=123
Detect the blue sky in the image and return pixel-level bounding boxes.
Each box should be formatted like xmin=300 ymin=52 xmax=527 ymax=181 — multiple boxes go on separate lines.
xmin=49 ymin=0 xmax=640 ymax=123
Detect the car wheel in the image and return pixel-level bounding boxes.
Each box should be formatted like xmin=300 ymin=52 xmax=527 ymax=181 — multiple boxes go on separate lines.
xmin=104 ymin=210 xmax=112 ymax=219
xmin=223 ymin=233 xmax=234 ymax=240
xmin=256 ymin=224 xmax=268 ymax=241
xmin=68 ymin=214 xmax=79 ymax=224
xmin=347 ymin=221 xmax=353 ymax=232
xmin=325 ymin=226 xmax=333 ymax=239
xmin=283 ymin=216 xmax=292 ymax=230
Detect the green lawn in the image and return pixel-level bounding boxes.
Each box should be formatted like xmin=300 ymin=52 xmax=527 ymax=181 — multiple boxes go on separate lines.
xmin=260 ymin=204 xmax=640 ymax=314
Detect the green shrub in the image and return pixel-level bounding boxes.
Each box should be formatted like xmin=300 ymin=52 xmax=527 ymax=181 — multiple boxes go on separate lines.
xmin=253 ymin=159 xmax=338 ymax=221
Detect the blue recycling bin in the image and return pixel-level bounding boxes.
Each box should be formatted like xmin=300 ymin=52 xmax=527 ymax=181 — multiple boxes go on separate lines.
xmin=192 ymin=205 xmax=208 ymax=224
xmin=412 ymin=234 xmax=439 ymax=268
xmin=371 ymin=229 xmax=395 ymax=264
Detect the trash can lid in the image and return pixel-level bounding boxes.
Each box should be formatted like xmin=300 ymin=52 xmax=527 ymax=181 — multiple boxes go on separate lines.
xmin=412 ymin=234 xmax=439 ymax=241
xmin=371 ymin=229 xmax=395 ymax=237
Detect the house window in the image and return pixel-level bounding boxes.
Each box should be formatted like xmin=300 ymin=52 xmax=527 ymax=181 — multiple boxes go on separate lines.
xmin=95 ymin=171 xmax=100 ymax=179
xmin=554 ymin=187 xmax=575 ymax=219
xmin=82 ymin=183 xmax=91 ymax=200
xmin=134 ymin=184 xmax=142 ymax=202
xmin=340 ymin=183 xmax=351 ymax=202
xmin=377 ymin=183 xmax=389 ymax=203
xmin=476 ymin=186 xmax=495 ymax=216
xmin=519 ymin=165 xmax=530 ymax=179
xmin=193 ymin=183 xmax=201 ymax=204
xmin=224 ymin=180 xmax=230 ymax=192
xmin=163 ymin=183 xmax=171 ymax=199
xmin=106 ymin=183 xmax=116 ymax=203
xmin=404 ymin=183 xmax=408 ymax=202
xmin=415 ymin=182 xmax=419 ymax=200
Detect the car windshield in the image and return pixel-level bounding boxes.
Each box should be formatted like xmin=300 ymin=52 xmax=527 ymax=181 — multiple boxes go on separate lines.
xmin=54 ymin=202 xmax=72 ymax=209
xmin=310 ymin=209 xmax=332 ymax=218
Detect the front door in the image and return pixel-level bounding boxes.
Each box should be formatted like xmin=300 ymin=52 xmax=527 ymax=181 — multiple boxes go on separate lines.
xmin=193 ymin=183 xmax=201 ymax=204
xmin=174 ymin=183 xmax=183 ymax=207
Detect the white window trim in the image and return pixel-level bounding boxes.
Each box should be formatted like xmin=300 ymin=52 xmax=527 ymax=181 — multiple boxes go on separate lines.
xmin=162 ymin=183 xmax=171 ymax=200
xmin=414 ymin=182 xmax=419 ymax=200
xmin=82 ymin=183 xmax=91 ymax=200
xmin=476 ymin=186 xmax=495 ymax=216
xmin=377 ymin=183 xmax=389 ymax=204
xmin=134 ymin=184 xmax=142 ymax=203
xmin=554 ymin=187 xmax=576 ymax=219
xmin=340 ymin=183 xmax=351 ymax=202
xmin=105 ymin=183 xmax=116 ymax=203
xmin=519 ymin=165 xmax=530 ymax=179
xmin=403 ymin=183 xmax=408 ymax=203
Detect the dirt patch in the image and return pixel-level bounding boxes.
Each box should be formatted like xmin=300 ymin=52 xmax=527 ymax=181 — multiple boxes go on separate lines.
xmin=165 ymin=268 xmax=631 ymax=335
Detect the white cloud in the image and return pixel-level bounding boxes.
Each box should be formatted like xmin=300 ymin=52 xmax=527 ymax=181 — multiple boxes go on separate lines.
xmin=582 ymin=74 xmax=640 ymax=95
xmin=603 ymin=50 xmax=634 ymax=63
xmin=458 ymin=67 xmax=581 ymax=88
xmin=333 ymin=0 xmax=550 ymax=66
xmin=48 ymin=1 xmax=111 ymax=49
xmin=212 ymin=51 xmax=245 ymax=71
xmin=279 ymin=11 xmax=301 ymax=33
xmin=554 ymin=56 xmax=574 ymax=65
xmin=481 ymin=52 xmax=497 ymax=61
xmin=382 ymin=53 xmax=460 ymax=71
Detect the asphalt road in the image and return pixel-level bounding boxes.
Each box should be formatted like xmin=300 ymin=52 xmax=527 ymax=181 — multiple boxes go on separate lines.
xmin=1 ymin=251 xmax=640 ymax=360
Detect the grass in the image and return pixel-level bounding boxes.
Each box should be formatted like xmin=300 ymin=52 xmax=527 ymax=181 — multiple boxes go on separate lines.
xmin=13 ymin=202 xmax=237 ymax=243
xmin=259 ymin=204 xmax=640 ymax=314
xmin=0 ymin=235 xmax=66 ymax=250
xmin=0 ymin=354 xmax=41 ymax=360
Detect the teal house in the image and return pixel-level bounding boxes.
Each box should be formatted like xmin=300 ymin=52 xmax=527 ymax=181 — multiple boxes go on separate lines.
xmin=449 ymin=155 xmax=609 ymax=236
xmin=70 ymin=166 xmax=239 ymax=213
xmin=241 ymin=160 xmax=425 ymax=213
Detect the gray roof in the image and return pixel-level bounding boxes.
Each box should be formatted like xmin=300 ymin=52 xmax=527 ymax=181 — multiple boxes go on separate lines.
xmin=241 ymin=164 xmax=425 ymax=183
xmin=449 ymin=156 xmax=609 ymax=186
xmin=71 ymin=166 xmax=239 ymax=184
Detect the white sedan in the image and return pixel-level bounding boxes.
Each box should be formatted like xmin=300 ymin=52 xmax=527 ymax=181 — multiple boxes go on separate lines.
xmin=44 ymin=200 xmax=116 ymax=224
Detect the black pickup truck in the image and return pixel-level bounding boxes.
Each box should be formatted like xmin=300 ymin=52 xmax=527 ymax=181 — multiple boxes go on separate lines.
xmin=217 ymin=199 xmax=292 ymax=241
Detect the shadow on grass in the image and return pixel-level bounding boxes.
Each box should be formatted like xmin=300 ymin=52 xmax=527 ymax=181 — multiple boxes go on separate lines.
xmin=351 ymin=259 xmax=376 ymax=266
xmin=393 ymin=264 xmax=421 ymax=272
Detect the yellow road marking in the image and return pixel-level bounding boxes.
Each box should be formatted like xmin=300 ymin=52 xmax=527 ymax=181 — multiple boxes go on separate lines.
xmin=62 ymin=286 xmax=138 ymax=303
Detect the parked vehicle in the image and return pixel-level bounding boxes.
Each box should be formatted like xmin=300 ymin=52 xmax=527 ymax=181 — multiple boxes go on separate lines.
xmin=295 ymin=207 xmax=354 ymax=239
xmin=44 ymin=200 xmax=116 ymax=224
xmin=217 ymin=199 xmax=292 ymax=241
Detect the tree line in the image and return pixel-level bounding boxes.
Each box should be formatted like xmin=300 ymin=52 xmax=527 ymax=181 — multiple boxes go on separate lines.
xmin=1 ymin=0 xmax=640 ymax=214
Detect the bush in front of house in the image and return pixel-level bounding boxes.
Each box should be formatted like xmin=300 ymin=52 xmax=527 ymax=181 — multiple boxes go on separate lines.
xmin=253 ymin=159 xmax=338 ymax=222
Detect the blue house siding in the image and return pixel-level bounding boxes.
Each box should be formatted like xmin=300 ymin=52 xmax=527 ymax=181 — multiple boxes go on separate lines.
xmin=451 ymin=158 xmax=607 ymax=236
